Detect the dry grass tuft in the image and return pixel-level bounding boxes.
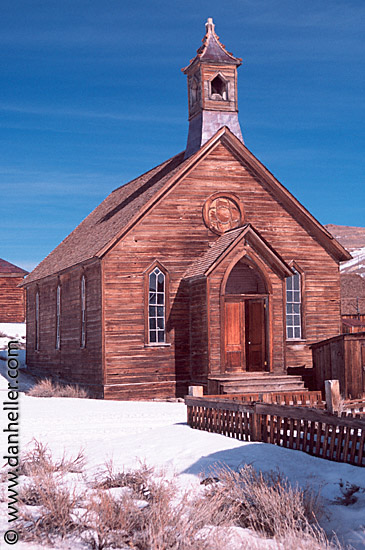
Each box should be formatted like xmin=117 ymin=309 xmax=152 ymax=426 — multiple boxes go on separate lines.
xmin=17 ymin=474 xmax=81 ymax=544
xmin=19 ymin=439 xmax=86 ymax=477
xmin=93 ymin=459 xmax=154 ymax=497
xmin=14 ymin=446 xmax=344 ymax=550
xmin=81 ymin=490 xmax=142 ymax=550
xmin=205 ymin=464 xmax=324 ymax=538
xmin=27 ymin=378 xmax=89 ymax=398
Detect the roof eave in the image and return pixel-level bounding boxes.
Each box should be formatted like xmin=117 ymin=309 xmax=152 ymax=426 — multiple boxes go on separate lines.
xmin=219 ymin=130 xmax=352 ymax=264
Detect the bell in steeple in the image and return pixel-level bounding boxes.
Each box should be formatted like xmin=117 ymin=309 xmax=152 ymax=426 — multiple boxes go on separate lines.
xmin=183 ymin=18 xmax=244 ymax=158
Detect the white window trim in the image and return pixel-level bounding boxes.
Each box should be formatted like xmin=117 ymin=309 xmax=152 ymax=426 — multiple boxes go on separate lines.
xmin=286 ymin=269 xmax=302 ymax=340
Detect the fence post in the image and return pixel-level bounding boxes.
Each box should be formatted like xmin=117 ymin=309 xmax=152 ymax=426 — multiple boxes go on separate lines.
xmin=251 ymin=405 xmax=261 ymax=441
xmin=325 ymin=380 xmax=340 ymax=414
xmin=188 ymin=385 xmax=203 ymax=397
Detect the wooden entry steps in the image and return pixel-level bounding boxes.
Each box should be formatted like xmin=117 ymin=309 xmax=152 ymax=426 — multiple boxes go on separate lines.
xmin=208 ymin=373 xmax=306 ymax=395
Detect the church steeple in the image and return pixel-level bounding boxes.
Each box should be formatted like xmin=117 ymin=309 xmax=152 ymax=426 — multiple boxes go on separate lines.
xmin=182 ymin=18 xmax=244 ymax=158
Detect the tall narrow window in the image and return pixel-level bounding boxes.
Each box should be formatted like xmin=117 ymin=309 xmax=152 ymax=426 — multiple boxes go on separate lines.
xmin=81 ymin=275 xmax=86 ymax=348
xmin=56 ymin=285 xmax=61 ymax=350
xmin=148 ymin=267 xmax=165 ymax=344
xmin=35 ymin=291 xmax=39 ymax=351
xmin=286 ymin=269 xmax=302 ymax=339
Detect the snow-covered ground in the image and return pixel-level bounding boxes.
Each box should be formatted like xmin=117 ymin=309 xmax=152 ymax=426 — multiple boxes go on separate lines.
xmin=341 ymin=247 xmax=365 ymax=277
xmin=0 ymin=322 xmax=26 ymax=350
xmin=0 ymin=368 xmax=364 ymax=549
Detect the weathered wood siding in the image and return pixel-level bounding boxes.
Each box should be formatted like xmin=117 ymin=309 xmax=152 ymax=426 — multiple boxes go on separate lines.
xmin=312 ymin=333 xmax=365 ymax=399
xmin=0 ymin=275 xmax=26 ymax=322
xmin=102 ymin=142 xmax=341 ymax=398
xmin=189 ymin=277 xmax=209 ymax=384
xmin=26 ymin=261 xmax=103 ymax=397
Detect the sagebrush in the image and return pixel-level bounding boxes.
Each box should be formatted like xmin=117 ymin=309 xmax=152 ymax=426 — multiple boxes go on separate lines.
xmin=27 ymin=378 xmax=88 ymax=398
xmin=14 ymin=443 xmax=343 ymax=550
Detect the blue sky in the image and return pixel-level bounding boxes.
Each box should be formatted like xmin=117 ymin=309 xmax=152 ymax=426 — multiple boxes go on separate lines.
xmin=0 ymin=0 xmax=364 ymax=271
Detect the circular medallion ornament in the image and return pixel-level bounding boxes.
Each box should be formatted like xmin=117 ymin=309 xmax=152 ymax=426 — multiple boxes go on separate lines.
xmin=203 ymin=193 xmax=245 ymax=235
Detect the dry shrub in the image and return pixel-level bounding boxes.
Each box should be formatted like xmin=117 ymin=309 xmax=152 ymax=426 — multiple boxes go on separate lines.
xmin=93 ymin=459 xmax=154 ymax=497
xmin=19 ymin=439 xmax=86 ymax=477
xmin=17 ymin=474 xmax=81 ymax=544
xmin=27 ymin=378 xmax=88 ymax=398
xmin=15 ymin=453 xmax=343 ymax=550
xmin=204 ymin=465 xmax=324 ymax=539
xmin=82 ymin=489 xmax=142 ymax=550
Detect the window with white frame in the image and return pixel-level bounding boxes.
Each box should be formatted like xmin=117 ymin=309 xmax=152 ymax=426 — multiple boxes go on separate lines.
xmin=81 ymin=275 xmax=86 ymax=348
xmin=286 ymin=269 xmax=302 ymax=339
xmin=56 ymin=284 xmax=61 ymax=350
xmin=148 ymin=267 xmax=165 ymax=344
xmin=35 ymin=291 xmax=39 ymax=351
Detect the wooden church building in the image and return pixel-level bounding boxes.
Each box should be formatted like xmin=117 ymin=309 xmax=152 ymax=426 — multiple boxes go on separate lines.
xmin=23 ymin=19 xmax=351 ymax=399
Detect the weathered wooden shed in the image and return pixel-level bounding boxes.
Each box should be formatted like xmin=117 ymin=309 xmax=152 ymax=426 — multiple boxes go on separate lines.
xmin=311 ymin=333 xmax=365 ymax=399
xmin=0 ymin=258 xmax=27 ymax=323
xmin=22 ymin=19 xmax=350 ymax=399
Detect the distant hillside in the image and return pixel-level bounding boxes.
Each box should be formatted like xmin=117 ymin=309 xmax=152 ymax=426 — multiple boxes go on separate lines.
xmin=325 ymin=224 xmax=365 ymax=278
xmin=325 ymin=224 xmax=365 ymax=251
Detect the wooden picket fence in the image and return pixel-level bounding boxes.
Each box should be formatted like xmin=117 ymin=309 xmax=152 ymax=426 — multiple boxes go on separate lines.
xmin=206 ymin=390 xmax=324 ymax=407
xmin=185 ymin=396 xmax=365 ymax=467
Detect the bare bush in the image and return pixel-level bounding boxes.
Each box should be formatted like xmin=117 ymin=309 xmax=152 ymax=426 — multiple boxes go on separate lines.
xmin=82 ymin=489 xmax=142 ymax=550
xmin=203 ymin=465 xmax=324 ymax=539
xmin=15 ymin=450 xmax=343 ymax=550
xmin=19 ymin=439 xmax=86 ymax=477
xmin=27 ymin=378 xmax=89 ymax=398
xmin=17 ymin=475 xmax=81 ymax=544
xmin=93 ymin=459 xmax=154 ymax=497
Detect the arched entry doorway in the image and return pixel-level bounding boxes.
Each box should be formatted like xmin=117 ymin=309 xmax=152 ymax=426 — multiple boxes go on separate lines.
xmin=223 ymin=257 xmax=268 ymax=372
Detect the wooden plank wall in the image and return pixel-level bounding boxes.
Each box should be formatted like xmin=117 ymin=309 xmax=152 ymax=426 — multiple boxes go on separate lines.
xmin=0 ymin=276 xmax=26 ymax=322
xmin=189 ymin=277 xmax=209 ymax=384
xmin=312 ymin=333 xmax=365 ymax=399
xmin=25 ymin=261 xmax=103 ymax=397
xmin=102 ymin=142 xmax=342 ymax=398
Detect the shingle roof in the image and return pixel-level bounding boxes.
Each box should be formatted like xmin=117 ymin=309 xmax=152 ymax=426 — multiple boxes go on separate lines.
xmin=184 ymin=226 xmax=247 ymax=279
xmin=184 ymin=224 xmax=293 ymax=280
xmin=182 ymin=18 xmax=241 ymax=72
xmin=24 ymin=151 xmax=187 ymax=285
xmin=0 ymin=258 xmax=28 ymax=275
xmin=23 ymin=126 xmax=351 ymax=286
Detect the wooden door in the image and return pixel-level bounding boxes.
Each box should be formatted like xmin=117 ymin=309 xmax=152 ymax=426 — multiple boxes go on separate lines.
xmin=245 ymin=300 xmax=266 ymax=371
xmin=224 ymin=301 xmax=245 ymax=372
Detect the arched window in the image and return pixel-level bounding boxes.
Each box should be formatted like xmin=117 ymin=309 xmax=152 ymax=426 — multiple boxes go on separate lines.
xmin=56 ymin=284 xmax=61 ymax=350
xmin=148 ymin=266 xmax=166 ymax=344
xmin=210 ymin=74 xmax=227 ymax=100
xmin=81 ymin=275 xmax=86 ymax=348
xmin=190 ymin=76 xmax=199 ymax=106
xmin=35 ymin=290 xmax=39 ymax=351
xmin=286 ymin=269 xmax=302 ymax=339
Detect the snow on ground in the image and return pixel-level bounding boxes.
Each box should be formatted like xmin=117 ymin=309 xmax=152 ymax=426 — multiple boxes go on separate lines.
xmin=0 ymin=322 xmax=26 ymax=350
xmin=340 ymin=247 xmax=365 ymax=277
xmin=0 ymin=368 xmax=364 ymax=549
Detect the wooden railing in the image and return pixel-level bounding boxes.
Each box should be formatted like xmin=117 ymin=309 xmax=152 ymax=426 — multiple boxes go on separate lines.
xmin=185 ymin=396 xmax=365 ymax=467
xmin=205 ymin=390 xmax=324 ymax=407
xmin=343 ymin=399 xmax=365 ymax=416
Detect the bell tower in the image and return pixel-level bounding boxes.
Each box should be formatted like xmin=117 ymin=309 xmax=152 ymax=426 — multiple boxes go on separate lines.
xmin=183 ymin=18 xmax=244 ymax=158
